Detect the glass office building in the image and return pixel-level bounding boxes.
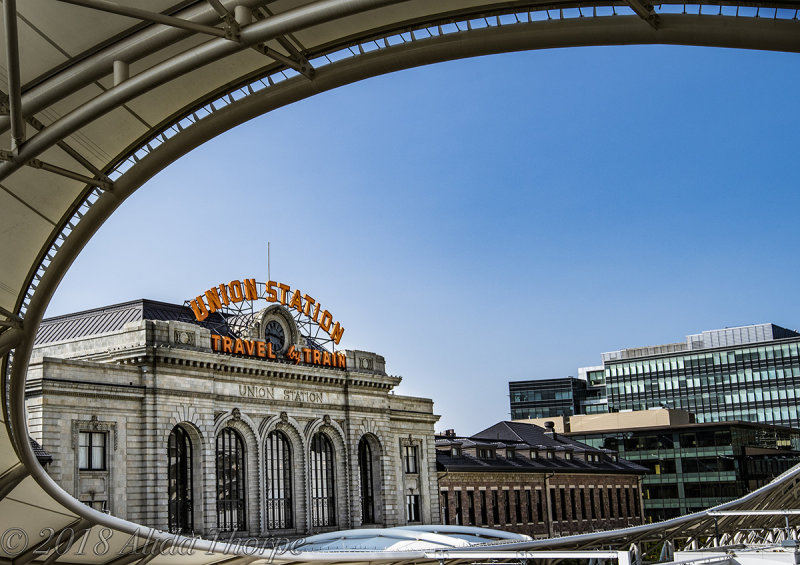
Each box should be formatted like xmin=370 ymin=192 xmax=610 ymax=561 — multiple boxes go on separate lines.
xmin=510 ymin=370 xmax=608 ymax=420
xmin=571 ymin=420 xmax=800 ymax=522
xmin=509 ymin=378 xmax=587 ymax=420
xmin=602 ymin=324 xmax=800 ymax=428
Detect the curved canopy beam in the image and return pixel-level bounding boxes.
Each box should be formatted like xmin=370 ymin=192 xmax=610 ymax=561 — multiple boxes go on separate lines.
xmin=1 ymin=2 xmax=800 ymax=565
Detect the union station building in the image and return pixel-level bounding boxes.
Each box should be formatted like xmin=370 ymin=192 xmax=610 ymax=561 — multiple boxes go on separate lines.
xmin=25 ymin=282 xmax=440 ymax=538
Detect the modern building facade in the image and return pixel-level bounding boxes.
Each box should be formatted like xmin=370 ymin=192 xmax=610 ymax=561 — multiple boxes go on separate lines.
xmin=512 ymin=324 xmax=800 ymax=429
xmin=509 ymin=368 xmax=607 ymax=420
xmin=25 ymin=296 xmax=441 ymax=538
xmin=602 ymin=324 xmax=800 ymax=428
xmin=518 ymin=410 xmax=800 ymax=522
xmin=436 ymin=421 xmax=646 ymax=537
xmin=509 ymin=378 xmax=586 ymax=420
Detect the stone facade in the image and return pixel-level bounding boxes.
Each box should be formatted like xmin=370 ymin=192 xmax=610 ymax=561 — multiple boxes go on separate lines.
xmin=26 ymin=303 xmax=440 ymax=538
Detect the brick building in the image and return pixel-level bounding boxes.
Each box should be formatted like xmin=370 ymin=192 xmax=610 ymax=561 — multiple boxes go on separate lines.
xmin=26 ymin=296 xmax=440 ymax=538
xmin=436 ymin=421 xmax=646 ymax=537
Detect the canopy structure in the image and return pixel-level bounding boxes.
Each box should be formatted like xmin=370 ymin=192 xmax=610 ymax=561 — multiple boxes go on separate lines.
xmin=2 ymin=1 xmax=800 ymax=565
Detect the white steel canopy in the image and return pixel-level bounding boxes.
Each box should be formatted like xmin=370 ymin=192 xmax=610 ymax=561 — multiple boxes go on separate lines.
xmin=2 ymin=2 xmax=800 ymax=565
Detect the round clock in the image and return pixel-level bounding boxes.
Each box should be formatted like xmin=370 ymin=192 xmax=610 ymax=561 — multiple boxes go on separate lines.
xmin=264 ymin=320 xmax=285 ymax=354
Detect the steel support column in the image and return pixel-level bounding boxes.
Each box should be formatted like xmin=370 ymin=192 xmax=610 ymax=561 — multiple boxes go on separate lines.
xmin=3 ymin=0 xmax=25 ymax=150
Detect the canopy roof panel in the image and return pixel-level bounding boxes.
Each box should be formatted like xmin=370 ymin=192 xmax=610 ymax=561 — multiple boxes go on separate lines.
xmin=2 ymin=1 xmax=800 ymax=565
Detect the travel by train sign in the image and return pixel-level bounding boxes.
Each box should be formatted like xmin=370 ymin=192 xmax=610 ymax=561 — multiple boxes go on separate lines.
xmin=209 ymin=335 xmax=347 ymax=369
xmin=187 ymin=278 xmax=347 ymax=369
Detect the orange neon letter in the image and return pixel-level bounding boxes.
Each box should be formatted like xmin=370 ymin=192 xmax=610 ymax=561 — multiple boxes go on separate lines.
xmin=191 ymin=297 xmax=209 ymax=321
xmin=218 ymin=284 xmax=231 ymax=306
xmin=303 ymin=295 xmax=315 ymax=316
xmin=278 ymin=283 xmax=291 ymax=305
xmin=243 ymin=278 xmax=258 ymax=301
xmin=266 ymin=281 xmax=278 ymax=302
xmin=229 ymin=280 xmax=244 ymax=303
xmin=289 ymin=290 xmax=304 ymax=314
xmin=211 ymin=334 xmax=222 ymax=350
xmin=330 ymin=322 xmax=344 ymax=344
xmin=205 ymin=288 xmax=222 ymax=313
xmin=320 ymin=310 xmax=332 ymax=332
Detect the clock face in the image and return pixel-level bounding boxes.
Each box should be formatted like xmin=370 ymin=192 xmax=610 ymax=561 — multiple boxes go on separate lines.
xmin=264 ymin=320 xmax=285 ymax=354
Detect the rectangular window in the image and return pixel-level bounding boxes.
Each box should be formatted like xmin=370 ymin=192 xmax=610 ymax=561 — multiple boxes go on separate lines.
xmin=549 ymin=488 xmax=557 ymax=521
xmin=504 ymin=490 xmax=511 ymax=524
xmin=480 ymin=490 xmax=487 ymax=525
xmin=616 ymin=487 xmax=623 ymax=517
xmin=406 ymin=494 xmax=420 ymax=522
xmin=537 ymin=489 xmax=544 ymax=522
xmin=492 ymin=490 xmax=500 ymax=524
xmin=403 ymin=445 xmax=418 ymax=474
xmin=454 ymin=491 xmax=462 ymax=525
xmin=78 ymin=431 xmax=106 ymax=470
xmin=514 ymin=489 xmax=521 ymax=523
xmin=625 ymin=488 xmax=632 ymax=517
xmin=580 ymin=488 xmax=587 ymax=520
xmin=590 ymin=487 xmax=597 ymax=519
xmin=560 ymin=488 xmax=567 ymax=521
xmin=526 ymin=490 xmax=533 ymax=523
xmin=441 ymin=491 xmax=450 ymax=525
xmin=467 ymin=490 xmax=475 ymax=525
xmin=570 ymin=488 xmax=577 ymax=520
xmin=607 ymin=487 xmax=614 ymax=518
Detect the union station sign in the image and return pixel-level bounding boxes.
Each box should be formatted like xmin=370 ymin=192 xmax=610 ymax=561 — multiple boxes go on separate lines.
xmin=187 ymin=278 xmax=347 ymax=369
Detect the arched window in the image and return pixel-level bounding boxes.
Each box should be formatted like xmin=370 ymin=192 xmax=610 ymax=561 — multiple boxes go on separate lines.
xmin=168 ymin=425 xmax=193 ymax=534
xmin=216 ymin=427 xmax=246 ymax=531
xmin=309 ymin=432 xmax=336 ymax=527
xmin=265 ymin=430 xmax=293 ymax=529
xmin=358 ymin=437 xmax=375 ymax=523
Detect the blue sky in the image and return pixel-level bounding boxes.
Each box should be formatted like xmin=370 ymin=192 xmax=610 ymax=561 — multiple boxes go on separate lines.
xmin=46 ymin=44 xmax=800 ymax=434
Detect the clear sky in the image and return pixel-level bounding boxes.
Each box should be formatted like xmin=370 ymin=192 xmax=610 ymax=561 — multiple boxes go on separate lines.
xmin=45 ymin=44 xmax=800 ymax=435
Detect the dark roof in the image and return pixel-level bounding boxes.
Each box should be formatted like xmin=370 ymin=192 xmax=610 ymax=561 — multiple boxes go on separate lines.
xmin=35 ymin=299 xmax=230 ymax=345
xmin=437 ymin=421 xmax=646 ymax=475
xmin=29 ymin=437 xmax=52 ymax=466
xmin=473 ymin=421 xmax=596 ymax=451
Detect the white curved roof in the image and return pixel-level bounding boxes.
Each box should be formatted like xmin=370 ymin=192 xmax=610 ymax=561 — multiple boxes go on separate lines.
xmin=295 ymin=525 xmax=531 ymax=552
xmin=2 ymin=2 xmax=800 ymax=565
